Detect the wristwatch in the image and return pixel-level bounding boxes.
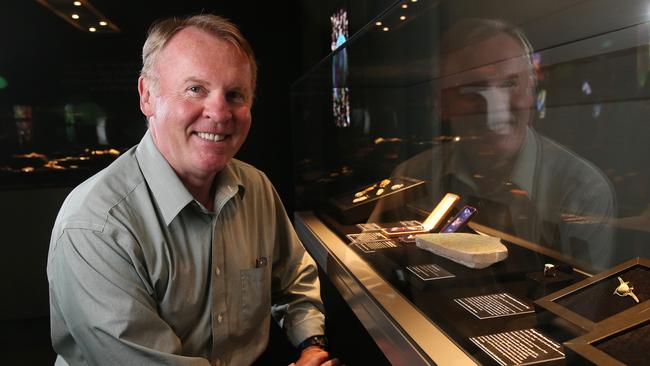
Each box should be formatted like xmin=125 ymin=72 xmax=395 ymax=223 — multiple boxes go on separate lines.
xmin=298 ymin=335 xmax=328 ymax=351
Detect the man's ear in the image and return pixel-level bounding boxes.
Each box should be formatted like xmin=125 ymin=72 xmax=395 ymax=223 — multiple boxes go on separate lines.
xmin=138 ymin=76 xmax=154 ymax=118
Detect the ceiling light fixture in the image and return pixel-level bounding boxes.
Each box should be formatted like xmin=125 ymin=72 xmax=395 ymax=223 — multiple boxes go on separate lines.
xmin=36 ymin=0 xmax=120 ymax=33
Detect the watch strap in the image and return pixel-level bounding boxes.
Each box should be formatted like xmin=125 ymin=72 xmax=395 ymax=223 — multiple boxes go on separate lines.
xmin=297 ymin=335 xmax=328 ymax=351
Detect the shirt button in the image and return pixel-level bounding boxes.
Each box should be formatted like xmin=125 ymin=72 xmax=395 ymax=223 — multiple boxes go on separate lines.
xmin=215 ymin=266 xmax=221 ymax=275
xmin=217 ymin=313 xmax=223 ymax=323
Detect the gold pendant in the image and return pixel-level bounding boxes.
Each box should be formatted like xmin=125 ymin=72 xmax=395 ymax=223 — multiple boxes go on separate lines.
xmin=613 ymin=276 xmax=639 ymax=303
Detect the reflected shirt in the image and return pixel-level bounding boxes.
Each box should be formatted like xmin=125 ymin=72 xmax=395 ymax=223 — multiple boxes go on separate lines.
xmin=47 ymin=130 xmax=325 ymax=365
xmin=371 ymin=128 xmax=616 ymax=270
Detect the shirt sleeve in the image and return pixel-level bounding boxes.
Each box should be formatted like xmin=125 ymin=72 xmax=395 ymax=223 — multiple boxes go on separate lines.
xmin=267 ymin=187 xmax=326 ymax=347
xmin=559 ymin=176 xmax=617 ymax=271
xmin=48 ymin=228 xmax=211 ymax=366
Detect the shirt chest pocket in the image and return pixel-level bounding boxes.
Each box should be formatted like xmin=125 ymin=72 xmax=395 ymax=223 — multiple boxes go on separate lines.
xmin=239 ymin=267 xmax=271 ymax=332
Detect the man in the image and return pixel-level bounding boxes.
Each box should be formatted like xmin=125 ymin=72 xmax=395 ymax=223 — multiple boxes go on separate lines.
xmin=47 ymin=14 xmax=336 ymax=365
xmin=371 ymin=19 xmax=616 ymax=271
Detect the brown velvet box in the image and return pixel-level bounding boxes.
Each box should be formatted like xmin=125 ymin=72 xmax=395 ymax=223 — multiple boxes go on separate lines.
xmin=535 ymin=257 xmax=649 ymax=336
xmin=563 ymin=300 xmax=650 ymax=365
xmin=330 ymin=176 xmax=426 ymax=224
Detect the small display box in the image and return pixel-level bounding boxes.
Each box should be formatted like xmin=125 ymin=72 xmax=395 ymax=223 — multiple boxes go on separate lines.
xmin=329 ymin=177 xmax=426 ymax=224
xmin=563 ymin=301 xmax=650 ymax=366
xmin=535 ymin=257 xmax=649 ymax=335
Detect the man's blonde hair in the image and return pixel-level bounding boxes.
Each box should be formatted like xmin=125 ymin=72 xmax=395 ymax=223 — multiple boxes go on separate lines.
xmin=141 ymin=14 xmax=257 ymax=92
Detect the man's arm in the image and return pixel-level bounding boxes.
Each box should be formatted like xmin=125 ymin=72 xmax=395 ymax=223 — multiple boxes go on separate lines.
xmin=48 ymin=228 xmax=210 ymax=365
xmin=270 ymin=211 xmax=326 ymax=345
xmin=270 ymin=211 xmax=339 ymax=366
xmin=559 ymin=177 xmax=616 ymax=271
xmin=265 ymin=184 xmax=325 ymax=347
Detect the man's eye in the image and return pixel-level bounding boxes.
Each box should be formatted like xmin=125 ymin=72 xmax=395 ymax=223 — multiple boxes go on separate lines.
xmin=226 ymin=91 xmax=246 ymax=103
xmin=500 ymin=78 xmax=519 ymax=89
xmin=187 ymin=86 xmax=204 ymax=94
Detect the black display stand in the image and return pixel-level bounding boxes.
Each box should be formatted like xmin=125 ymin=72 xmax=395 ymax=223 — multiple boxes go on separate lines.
xmin=526 ymin=268 xmax=575 ymax=299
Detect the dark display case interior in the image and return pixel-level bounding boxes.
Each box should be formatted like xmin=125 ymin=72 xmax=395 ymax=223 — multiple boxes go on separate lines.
xmin=292 ymin=0 xmax=650 ymax=364
xmin=596 ymin=321 xmax=650 ymax=365
xmin=564 ymin=301 xmax=650 ymax=366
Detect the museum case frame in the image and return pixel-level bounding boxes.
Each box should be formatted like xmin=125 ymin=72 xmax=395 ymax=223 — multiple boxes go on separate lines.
xmin=563 ymin=301 xmax=650 ymax=365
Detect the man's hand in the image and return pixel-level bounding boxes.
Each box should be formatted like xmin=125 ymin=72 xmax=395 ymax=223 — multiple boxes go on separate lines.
xmin=289 ymin=346 xmax=339 ymax=366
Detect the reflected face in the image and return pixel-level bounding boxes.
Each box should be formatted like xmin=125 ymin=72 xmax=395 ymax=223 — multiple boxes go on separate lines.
xmin=440 ymin=32 xmax=534 ymax=167
xmin=139 ymin=27 xmax=253 ymax=182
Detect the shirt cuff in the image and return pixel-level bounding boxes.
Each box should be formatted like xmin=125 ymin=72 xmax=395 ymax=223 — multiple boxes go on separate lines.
xmin=285 ymin=313 xmax=325 ymax=347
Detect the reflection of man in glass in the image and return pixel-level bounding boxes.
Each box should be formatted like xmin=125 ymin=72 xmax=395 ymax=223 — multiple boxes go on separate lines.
xmin=372 ymin=19 xmax=616 ymax=271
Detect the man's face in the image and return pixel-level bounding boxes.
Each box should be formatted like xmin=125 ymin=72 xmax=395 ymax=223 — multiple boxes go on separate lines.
xmin=139 ymin=27 xmax=253 ymax=181
xmin=440 ymin=32 xmax=534 ymax=168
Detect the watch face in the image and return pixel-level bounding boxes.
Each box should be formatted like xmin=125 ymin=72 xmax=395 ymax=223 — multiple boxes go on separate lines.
xmin=300 ymin=336 xmax=328 ymax=351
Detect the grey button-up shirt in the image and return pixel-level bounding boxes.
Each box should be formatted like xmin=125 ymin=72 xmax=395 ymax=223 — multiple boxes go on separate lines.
xmin=47 ymin=131 xmax=325 ymax=365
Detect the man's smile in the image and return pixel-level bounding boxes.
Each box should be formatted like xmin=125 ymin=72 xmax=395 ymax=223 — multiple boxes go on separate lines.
xmin=195 ymin=131 xmax=229 ymax=142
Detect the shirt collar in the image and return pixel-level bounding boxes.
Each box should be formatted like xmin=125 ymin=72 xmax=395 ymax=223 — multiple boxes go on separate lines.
xmin=136 ymin=130 xmax=247 ymax=224
xmin=213 ymin=160 xmax=246 ymax=203
xmin=509 ymin=127 xmax=538 ymax=196
xmin=136 ymin=130 xmax=194 ymax=226
xmin=445 ymin=127 xmax=538 ymax=197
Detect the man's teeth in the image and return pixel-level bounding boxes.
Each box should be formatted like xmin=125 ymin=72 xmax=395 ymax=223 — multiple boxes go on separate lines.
xmin=197 ymin=132 xmax=226 ymax=142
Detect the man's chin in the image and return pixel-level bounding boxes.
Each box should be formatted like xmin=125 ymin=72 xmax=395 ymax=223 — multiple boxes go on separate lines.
xmin=191 ymin=157 xmax=231 ymax=176
xmin=459 ymin=143 xmax=518 ymax=167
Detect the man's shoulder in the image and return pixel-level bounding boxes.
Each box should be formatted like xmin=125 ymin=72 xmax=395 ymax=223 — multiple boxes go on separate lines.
xmin=537 ymin=134 xmax=614 ymax=196
xmin=539 ymin=135 xmax=607 ymax=180
xmin=228 ymin=158 xmax=272 ymax=187
xmin=56 ymin=146 xmax=146 ymax=232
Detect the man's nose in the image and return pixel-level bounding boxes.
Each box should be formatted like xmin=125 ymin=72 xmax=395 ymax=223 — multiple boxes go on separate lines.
xmin=203 ymin=92 xmax=233 ymax=123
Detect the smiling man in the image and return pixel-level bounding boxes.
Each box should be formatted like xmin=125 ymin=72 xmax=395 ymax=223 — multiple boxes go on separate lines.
xmin=47 ymin=15 xmax=334 ymax=366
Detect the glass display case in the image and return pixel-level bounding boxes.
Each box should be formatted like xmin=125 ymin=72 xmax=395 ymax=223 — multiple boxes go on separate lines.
xmin=291 ymin=0 xmax=650 ymax=365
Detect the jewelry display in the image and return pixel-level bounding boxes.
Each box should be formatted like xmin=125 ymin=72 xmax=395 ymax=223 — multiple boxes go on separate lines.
xmin=543 ymin=264 xmax=557 ymax=278
xmin=352 ymin=195 xmax=369 ymax=203
xmin=613 ymin=276 xmax=639 ymax=303
xmin=332 ymin=177 xmax=426 ymax=223
xmin=351 ymin=179 xmax=413 ymax=203
xmin=353 ymin=179 xmax=392 ymax=201
xmin=354 ymin=184 xmax=377 ymax=198
xmin=379 ymin=179 xmax=391 ymax=188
